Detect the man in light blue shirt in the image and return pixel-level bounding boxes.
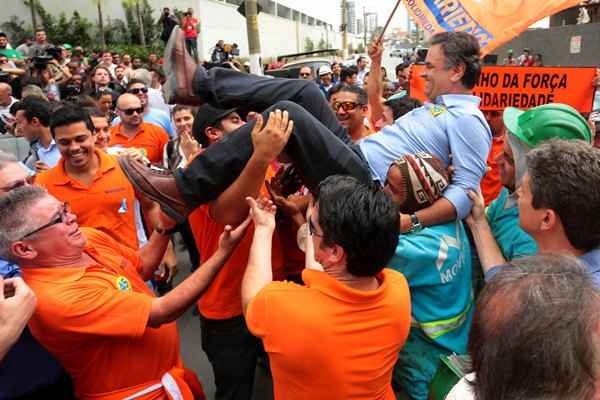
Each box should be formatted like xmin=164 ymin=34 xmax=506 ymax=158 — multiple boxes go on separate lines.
xmin=12 ymin=96 xmax=61 ymax=173
xmin=117 ymin=32 xmax=491 ymax=228
xmin=112 ymin=79 xmax=176 ymax=138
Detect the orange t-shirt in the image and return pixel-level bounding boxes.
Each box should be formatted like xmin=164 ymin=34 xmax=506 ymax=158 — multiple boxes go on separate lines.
xmin=246 ymin=268 xmax=411 ymax=400
xmin=109 ymin=122 xmax=169 ymax=163
xmin=22 ymin=228 xmax=181 ymax=399
xmin=36 ymin=150 xmax=140 ymax=249
xmin=188 ymin=167 xmax=285 ymax=320
xmin=481 ymin=135 xmax=505 ymax=205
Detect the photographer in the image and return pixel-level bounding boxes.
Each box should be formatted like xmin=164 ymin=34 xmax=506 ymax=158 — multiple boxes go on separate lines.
xmin=24 ymin=53 xmax=71 ymax=102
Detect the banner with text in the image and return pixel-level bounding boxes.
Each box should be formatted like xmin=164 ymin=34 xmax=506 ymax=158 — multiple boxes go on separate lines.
xmin=403 ymin=0 xmax=581 ymax=55
xmin=409 ymin=65 xmax=597 ymax=112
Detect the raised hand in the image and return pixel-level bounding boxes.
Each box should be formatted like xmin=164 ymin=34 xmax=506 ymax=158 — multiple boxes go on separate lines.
xmin=251 ymin=110 xmax=294 ymax=163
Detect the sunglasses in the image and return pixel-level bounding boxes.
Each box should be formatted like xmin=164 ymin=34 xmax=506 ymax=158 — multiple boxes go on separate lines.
xmin=127 ymin=87 xmax=148 ymax=95
xmin=120 ymin=106 xmax=144 ymax=116
xmin=332 ymin=101 xmax=362 ymax=112
xmin=299 ymin=73 xmax=311 ymax=78
xmin=19 ymin=202 xmax=71 ymax=240
xmin=308 ymin=214 xmax=323 ymax=237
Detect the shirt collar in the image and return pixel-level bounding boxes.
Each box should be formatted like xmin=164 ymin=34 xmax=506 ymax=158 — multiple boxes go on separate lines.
xmin=580 ymin=248 xmax=600 ymax=274
xmin=52 ymin=149 xmax=117 ymax=186
xmin=435 ymin=94 xmax=481 ymax=108
xmin=301 ymin=269 xmax=388 ymax=303
xmin=114 ymin=123 xmax=144 ymax=139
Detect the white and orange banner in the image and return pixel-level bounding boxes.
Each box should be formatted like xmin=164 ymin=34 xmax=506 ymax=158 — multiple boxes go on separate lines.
xmin=403 ymin=0 xmax=581 ymax=54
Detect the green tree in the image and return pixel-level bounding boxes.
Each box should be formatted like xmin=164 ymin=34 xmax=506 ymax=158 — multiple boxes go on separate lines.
xmin=304 ymin=37 xmax=314 ymax=52
xmin=92 ymin=0 xmax=107 ymax=49
xmin=317 ymin=38 xmax=326 ymax=50
xmin=23 ymin=0 xmax=38 ymax=32
xmin=1 ymin=16 xmax=32 ymax=46
xmin=356 ymin=43 xmax=365 ymax=54
xmin=122 ymin=0 xmax=145 ymax=46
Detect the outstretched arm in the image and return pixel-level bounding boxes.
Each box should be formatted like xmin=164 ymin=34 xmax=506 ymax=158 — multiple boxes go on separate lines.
xmin=211 ymin=110 xmax=294 ymax=226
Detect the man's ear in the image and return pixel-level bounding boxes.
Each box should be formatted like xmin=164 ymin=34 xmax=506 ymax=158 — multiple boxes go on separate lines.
xmin=540 ymin=209 xmax=558 ymax=232
xmin=205 ymin=127 xmax=221 ymax=142
xmin=10 ymin=241 xmax=38 ymax=261
xmin=450 ymin=62 xmax=466 ymax=84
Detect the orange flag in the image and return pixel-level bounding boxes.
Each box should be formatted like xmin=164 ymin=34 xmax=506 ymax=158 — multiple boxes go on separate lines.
xmin=403 ymin=0 xmax=581 ymax=54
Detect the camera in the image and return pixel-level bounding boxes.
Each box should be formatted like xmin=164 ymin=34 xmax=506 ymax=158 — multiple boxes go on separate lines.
xmin=45 ymin=46 xmax=62 ymax=61
xmin=62 ymin=84 xmax=81 ymax=101
xmin=32 ymin=55 xmax=53 ymax=70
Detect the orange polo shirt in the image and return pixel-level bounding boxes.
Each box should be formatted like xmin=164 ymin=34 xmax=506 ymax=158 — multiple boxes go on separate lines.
xmin=36 ymin=149 xmax=139 ymax=249
xmin=109 ymin=122 xmax=169 ymax=163
xmin=23 ymin=228 xmax=182 ymax=399
xmin=188 ymin=166 xmax=285 ymax=320
xmin=481 ymin=134 xmax=505 ymax=206
xmin=246 ymin=268 xmax=411 ymax=400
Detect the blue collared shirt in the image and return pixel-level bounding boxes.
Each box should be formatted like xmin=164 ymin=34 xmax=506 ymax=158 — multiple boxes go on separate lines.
xmin=486 ymin=248 xmax=600 ymax=288
xmin=0 ymin=257 xmax=20 ymax=278
xmin=34 ymin=139 xmax=61 ymax=168
xmin=358 ymin=94 xmax=491 ymax=219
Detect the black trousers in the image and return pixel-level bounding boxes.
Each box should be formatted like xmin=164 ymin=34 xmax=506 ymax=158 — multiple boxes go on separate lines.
xmin=175 ymin=68 xmax=372 ymax=207
xmin=200 ymin=315 xmax=261 ymax=400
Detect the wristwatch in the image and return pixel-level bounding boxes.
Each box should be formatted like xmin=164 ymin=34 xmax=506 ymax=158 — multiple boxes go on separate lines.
xmin=155 ymin=225 xmax=176 ymax=236
xmin=409 ymin=214 xmax=423 ymax=233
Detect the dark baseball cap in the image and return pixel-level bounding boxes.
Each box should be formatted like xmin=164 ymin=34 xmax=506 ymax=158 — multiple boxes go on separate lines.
xmin=192 ymin=104 xmax=237 ymax=145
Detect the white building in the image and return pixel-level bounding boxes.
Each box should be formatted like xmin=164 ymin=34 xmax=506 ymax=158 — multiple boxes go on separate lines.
xmin=1 ymin=0 xmax=363 ymax=60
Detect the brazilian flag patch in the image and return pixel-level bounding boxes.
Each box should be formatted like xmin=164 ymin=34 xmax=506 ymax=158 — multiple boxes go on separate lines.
xmin=115 ymin=276 xmax=132 ymax=292
xmin=430 ymin=105 xmax=446 ymax=117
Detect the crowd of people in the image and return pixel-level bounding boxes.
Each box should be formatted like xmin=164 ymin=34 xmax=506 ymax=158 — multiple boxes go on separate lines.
xmin=1 ymin=19 xmax=600 ymax=400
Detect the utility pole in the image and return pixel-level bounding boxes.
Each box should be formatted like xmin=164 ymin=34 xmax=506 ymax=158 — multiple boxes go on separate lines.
xmin=245 ymin=0 xmax=263 ymax=75
xmin=341 ymin=0 xmax=348 ymax=59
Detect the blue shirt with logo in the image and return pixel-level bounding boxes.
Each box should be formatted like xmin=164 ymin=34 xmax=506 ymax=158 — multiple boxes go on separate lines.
xmin=388 ymin=221 xmax=473 ymax=354
xmin=358 ymin=94 xmax=491 ymax=219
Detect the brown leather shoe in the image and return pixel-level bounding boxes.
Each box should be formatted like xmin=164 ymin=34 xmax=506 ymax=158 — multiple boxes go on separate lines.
xmin=163 ymin=26 xmax=203 ymax=105
xmin=118 ymin=155 xmax=193 ymax=223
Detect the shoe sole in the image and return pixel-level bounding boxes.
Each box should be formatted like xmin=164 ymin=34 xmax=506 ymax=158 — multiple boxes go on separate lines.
xmin=117 ymin=157 xmax=187 ymax=223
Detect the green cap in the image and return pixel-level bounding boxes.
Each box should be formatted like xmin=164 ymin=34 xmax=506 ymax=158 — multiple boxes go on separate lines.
xmin=62 ymin=43 xmax=72 ymax=50
xmin=503 ymin=103 xmax=592 ymax=148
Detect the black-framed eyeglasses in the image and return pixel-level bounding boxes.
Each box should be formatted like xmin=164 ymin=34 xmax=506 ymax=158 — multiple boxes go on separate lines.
xmin=127 ymin=87 xmax=148 ymax=95
xmin=19 ymin=202 xmax=70 ymax=240
xmin=308 ymin=214 xmax=323 ymax=237
xmin=119 ymin=106 xmax=144 ymax=116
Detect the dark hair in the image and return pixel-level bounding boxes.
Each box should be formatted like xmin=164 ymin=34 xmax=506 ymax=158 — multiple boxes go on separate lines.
xmin=314 ymin=175 xmax=399 ymax=277
xmin=356 ymin=56 xmax=366 ymax=65
xmin=75 ymin=95 xmax=98 ymax=109
xmin=430 ymin=32 xmax=481 ymax=89
xmin=328 ymin=83 xmax=368 ymax=105
xmin=126 ymin=79 xmax=147 ymax=89
xmin=49 ymin=103 xmax=94 ymax=138
xmin=395 ymin=62 xmax=410 ymax=75
xmin=468 ymin=254 xmax=600 ymax=400
xmin=0 ymin=33 xmax=6 ymax=39
xmin=171 ymin=104 xmax=196 ymax=117
xmin=340 ymin=66 xmax=358 ymax=83
xmin=525 ymin=139 xmax=600 ymax=252
xmin=384 ymin=97 xmax=422 ymax=120
xmin=12 ymin=96 xmax=51 ymax=127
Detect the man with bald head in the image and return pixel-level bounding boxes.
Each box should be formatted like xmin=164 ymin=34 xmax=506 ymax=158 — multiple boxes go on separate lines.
xmin=109 ymin=93 xmax=169 ymax=163
xmin=0 ymin=83 xmax=17 ymax=133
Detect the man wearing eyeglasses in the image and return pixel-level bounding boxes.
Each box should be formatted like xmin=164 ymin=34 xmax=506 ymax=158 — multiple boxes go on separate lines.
xmin=109 ymin=93 xmax=169 ymax=163
xmin=0 ymin=185 xmax=250 ymax=399
xmin=0 ymin=151 xmax=74 ymax=398
xmin=110 ymin=79 xmax=175 ymax=138
xmin=329 ymin=84 xmax=372 ymax=142
xmin=298 ymin=65 xmax=313 ymax=81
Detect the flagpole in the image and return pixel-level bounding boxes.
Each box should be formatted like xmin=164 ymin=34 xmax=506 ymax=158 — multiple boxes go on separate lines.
xmin=378 ymin=0 xmax=403 ymax=43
